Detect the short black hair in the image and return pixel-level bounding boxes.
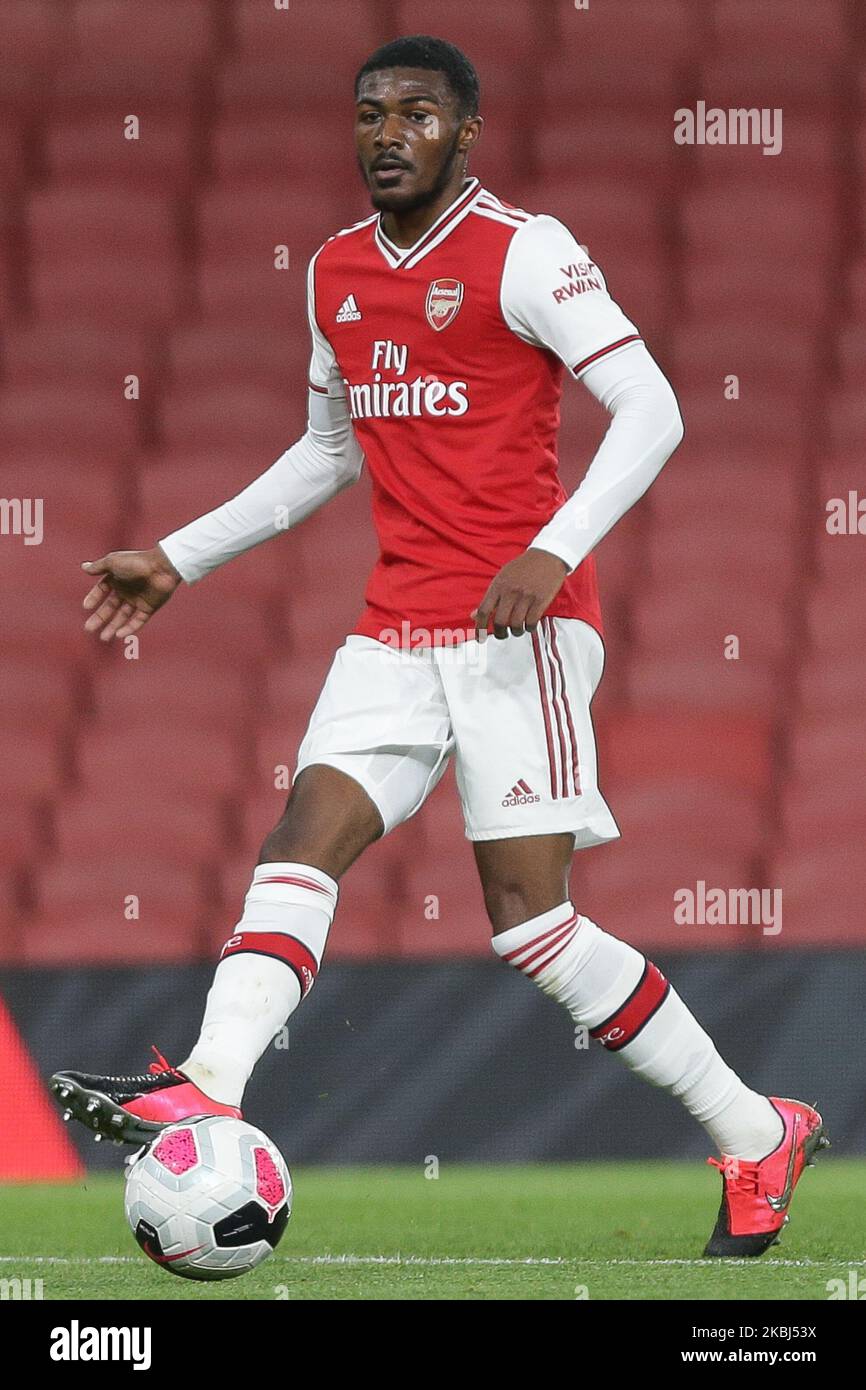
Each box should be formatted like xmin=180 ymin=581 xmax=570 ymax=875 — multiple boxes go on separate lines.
xmin=355 ymin=35 xmax=480 ymax=119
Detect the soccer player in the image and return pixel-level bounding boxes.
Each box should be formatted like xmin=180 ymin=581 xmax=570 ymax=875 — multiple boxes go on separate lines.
xmin=53 ymin=36 xmax=826 ymax=1257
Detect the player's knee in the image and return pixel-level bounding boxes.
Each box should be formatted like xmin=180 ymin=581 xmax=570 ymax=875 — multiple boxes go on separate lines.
xmin=480 ymin=878 xmax=575 ymax=934
xmin=256 ymin=765 xmax=382 ymax=877
xmin=483 ymin=882 xmax=546 ymax=936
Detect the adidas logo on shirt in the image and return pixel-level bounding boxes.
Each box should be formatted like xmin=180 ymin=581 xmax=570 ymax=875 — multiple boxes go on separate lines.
xmin=336 ymin=294 xmax=362 ymax=323
xmin=501 ymin=780 xmax=541 ymax=808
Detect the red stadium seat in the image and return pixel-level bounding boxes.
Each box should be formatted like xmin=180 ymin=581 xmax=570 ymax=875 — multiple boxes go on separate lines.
xmin=779 ymin=781 xmax=866 ymax=854
xmin=683 ymin=253 xmax=830 ymax=322
xmin=210 ymin=112 xmax=360 ymax=188
xmin=682 ymin=186 xmax=836 ymax=258
xmin=101 ymin=592 xmax=279 ymax=662
xmin=535 ymin=111 xmax=677 ymax=190
xmin=53 ymin=790 xmax=229 ymax=866
xmin=0 ymin=804 xmax=43 ymax=870
xmin=592 ymin=514 xmax=646 ymax=608
xmin=0 ymin=661 xmax=81 ymax=734
xmin=74 ymin=728 xmax=247 ymax=796
xmin=166 ymin=324 xmax=310 ymax=395
xmin=768 ymin=845 xmax=866 ymax=946
xmin=674 ymin=386 xmax=807 ymax=448
xmin=92 ymin=656 xmax=253 ymax=734
xmin=194 ymin=254 xmax=307 ymax=328
xmin=332 ymin=826 xmax=419 ymax=958
xmin=29 ymin=256 xmax=186 ymax=327
xmin=837 ymin=322 xmax=866 ymax=386
xmin=0 ymin=121 xmax=25 ymax=188
xmin=233 ymin=0 xmax=381 ymax=60
xmin=0 ymin=385 xmax=142 ymax=452
xmin=0 ymin=1 xmax=67 ymax=76
xmin=523 ymin=178 xmax=664 ymax=259
xmin=610 ymin=779 xmax=768 ymax=856
xmin=711 ymin=1 xmax=847 ymax=60
xmin=697 ymin=55 xmax=843 ymax=113
xmin=827 ymin=385 xmax=866 ymax=454
xmin=27 ymin=188 xmax=180 ymax=259
xmin=262 ymin=660 xmax=343 ymax=727
xmin=399 ymin=773 xmax=489 ymax=956
xmin=70 ymin=1 xmax=216 ymax=67
xmin=197 ymin=186 xmax=346 ymax=256
xmin=44 ymin=116 xmax=197 ymax=190
xmin=646 ymin=525 xmax=798 ymax=596
xmin=797 ymin=650 xmax=866 ymax=717
xmin=806 ymin=576 xmax=866 ymax=650
xmin=690 ymin=116 xmax=836 ymax=191
xmin=597 ymin=711 xmax=773 ymax=794
xmin=788 ymin=714 xmax=864 ymax=783
xmin=670 ymin=318 xmax=818 ymax=393
xmin=632 ymin=583 xmax=791 ymax=663
xmin=1 ymin=588 xmax=99 ymax=659
xmin=649 ymin=455 xmax=802 ymax=529
xmin=22 ymin=907 xmax=204 ymax=965
xmin=579 ymin=852 xmax=773 ymax=953
xmin=1 ymin=325 xmax=151 ymax=388
xmin=0 ymin=731 xmax=67 ymax=797
xmin=849 ymin=254 xmax=866 ymax=318
xmin=51 ymin=58 xmax=203 ymax=112
xmin=159 ymin=385 xmax=297 ymax=454
xmin=628 ymin=652 xmax=780 ymax=715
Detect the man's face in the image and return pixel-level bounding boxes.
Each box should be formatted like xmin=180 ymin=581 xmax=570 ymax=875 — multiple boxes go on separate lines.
xmin=355 ymin=67 xmax=475 ymax=214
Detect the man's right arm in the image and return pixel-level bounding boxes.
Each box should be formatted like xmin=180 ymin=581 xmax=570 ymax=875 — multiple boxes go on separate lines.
xmin=157 ymin=386 xmax=363 ymax=583
xmin=81 ymin=251 xmax=363 ymax=641
xmin=159 ymin=246 xmax=361 ymax=582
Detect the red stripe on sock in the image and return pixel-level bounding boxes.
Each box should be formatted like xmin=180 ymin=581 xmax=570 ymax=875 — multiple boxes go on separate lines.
xmin=524 ymin=928 xmax=579 ymax=978
xmin=501 ymin=911 xmax=580 ymax=965
xmin=589 ymin=960 xmax=670 ymax=1051
xmin=256 ymin=874 xmax=333 ymax=898
xmin=515 ymin=922 xmax=578 ymax=976
xmin=220 ymin=931 xmax=319 ymax=997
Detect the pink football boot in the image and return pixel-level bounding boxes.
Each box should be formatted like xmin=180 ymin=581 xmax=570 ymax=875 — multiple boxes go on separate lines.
xmin=704 ymin=1097 xmax=829 ymax=1256
xmin=51 ymin=1046 xmax=241 ymax=1146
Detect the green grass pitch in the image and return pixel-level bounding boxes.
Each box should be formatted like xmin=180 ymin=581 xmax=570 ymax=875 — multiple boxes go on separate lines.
xmin=1 ymin=1160 xmax=862 ymax=1301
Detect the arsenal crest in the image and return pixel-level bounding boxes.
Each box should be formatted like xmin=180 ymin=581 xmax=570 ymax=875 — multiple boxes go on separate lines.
xmin=425 ymin=278 xmax=464 ymax=331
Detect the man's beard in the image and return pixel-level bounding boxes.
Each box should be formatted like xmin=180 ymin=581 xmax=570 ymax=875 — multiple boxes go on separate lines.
xmin=365 ymin=131 xmax=464 ymax=214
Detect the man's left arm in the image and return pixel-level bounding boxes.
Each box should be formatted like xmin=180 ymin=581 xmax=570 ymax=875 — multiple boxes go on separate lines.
xmin=472 ymin=215 xmax=683 ymax=639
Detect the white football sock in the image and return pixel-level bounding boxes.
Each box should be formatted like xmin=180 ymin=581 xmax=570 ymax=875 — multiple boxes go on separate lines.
xmin=493 ymin=902 xmax=784 ymax=1161
xmin=181 ymin=862 xmax=338 ymax=1107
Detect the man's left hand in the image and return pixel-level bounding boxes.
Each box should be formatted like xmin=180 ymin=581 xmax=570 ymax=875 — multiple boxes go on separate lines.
xmin=471 ymin=548 xmax=570 ymax=640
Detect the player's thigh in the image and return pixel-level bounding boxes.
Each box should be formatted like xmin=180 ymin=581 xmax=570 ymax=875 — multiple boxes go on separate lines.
xmin=300 ymin=744 xmax=452 ymax=842
xmin=288 ymin=634 xmax=454 ymax=854
xmin=441 ymin=616 xmax=620 ymax=849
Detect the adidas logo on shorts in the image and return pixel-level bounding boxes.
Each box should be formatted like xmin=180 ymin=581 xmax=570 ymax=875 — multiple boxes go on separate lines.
xmin=336 ymin=293 xmax=362 ymax=322
xmin=501 ymin=779 xmax=541 ymax=808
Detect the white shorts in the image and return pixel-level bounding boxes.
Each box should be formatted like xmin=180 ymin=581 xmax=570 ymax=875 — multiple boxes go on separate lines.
xmin=294 ymin=616 xmax=620 ymax=848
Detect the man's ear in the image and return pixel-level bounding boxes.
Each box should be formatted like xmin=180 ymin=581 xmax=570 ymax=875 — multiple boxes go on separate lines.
xmin=460 ymin=115 xmax=484 ymax=157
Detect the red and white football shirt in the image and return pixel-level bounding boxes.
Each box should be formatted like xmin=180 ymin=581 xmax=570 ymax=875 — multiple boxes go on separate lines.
xmin=308 ymin=177 xmax=642 ymax=645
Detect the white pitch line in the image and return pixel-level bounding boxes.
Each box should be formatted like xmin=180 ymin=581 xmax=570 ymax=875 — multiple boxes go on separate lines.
xmin=1 ymin=1255 xmax=865 ymax=1269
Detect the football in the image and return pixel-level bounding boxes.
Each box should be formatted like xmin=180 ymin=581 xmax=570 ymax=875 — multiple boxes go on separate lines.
xmin=124 ymin=1116 xmax=292 ymax=1281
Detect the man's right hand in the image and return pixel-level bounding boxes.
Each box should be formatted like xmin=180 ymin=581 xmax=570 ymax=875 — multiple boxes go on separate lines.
xmin=81 ymin=546 xmax=182 ymax=642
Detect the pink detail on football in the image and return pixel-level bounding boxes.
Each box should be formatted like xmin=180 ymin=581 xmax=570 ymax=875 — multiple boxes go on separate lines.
xmin=254 ymin=1146 xmax=285 ymax=1208
xmin=152 ymin=1128 xmax=199 ymax=1175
